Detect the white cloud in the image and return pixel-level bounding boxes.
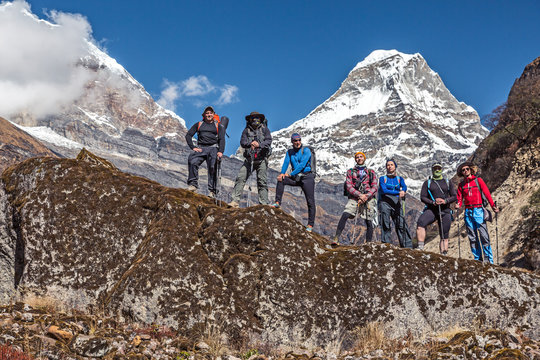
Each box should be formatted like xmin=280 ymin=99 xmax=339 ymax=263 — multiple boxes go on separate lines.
xmin=216 ymin=84 xmax=239 ymax=105
xmin=0 ymin=0 xmax=97 ymax=118
xmin=157 ymin=75 xmax=239 ymax=111
xmin=157 ymin=80 xmax=180 ymax=111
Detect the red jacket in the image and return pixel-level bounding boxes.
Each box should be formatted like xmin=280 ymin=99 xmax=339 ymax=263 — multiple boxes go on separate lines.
xmin=457 ymin=175 xmax=494 ymax=209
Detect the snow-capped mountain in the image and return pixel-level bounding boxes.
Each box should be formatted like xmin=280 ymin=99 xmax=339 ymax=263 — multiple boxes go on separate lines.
xmin=268 ymin=50 xmax=488 ymax=196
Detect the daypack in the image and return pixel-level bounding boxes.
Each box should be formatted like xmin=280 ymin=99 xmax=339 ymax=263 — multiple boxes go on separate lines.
xmin=343 ymin=168 xmax=375 ymax=196
xmin=287 ymin=145 xmax=316 ymax=176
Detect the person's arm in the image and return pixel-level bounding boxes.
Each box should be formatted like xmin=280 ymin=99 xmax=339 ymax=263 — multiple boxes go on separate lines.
xmin=259 ymin=126 xmax=272 ymax=149
xmin=289 ymin=147 xmax=311 ymax=176
xmin=446 ymin=181 xmax=457 ymax=204
xmin=240 ymin=128 xmax=251 ymax=148
xmin=400 ymin=177 xmax=408 ymax=192
xmin=456 ymin=182 xmax=463 ymax=208
xmin=379 ymin=176 xmax=399 ymax=195
xmin=184 ymin=123 xmax=199 ymax=150
xmin=478 ymin=178 xmax=496 ymax=208
xmin=420 ymin=181 xmax=433 ymax=205
xmin=366 ymin=170 xmax=378 ymax=199
xmin=280 ymin=150 xmax=291 ymax=175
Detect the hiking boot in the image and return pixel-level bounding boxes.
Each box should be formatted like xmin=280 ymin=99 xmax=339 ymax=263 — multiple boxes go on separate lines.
xmin=271 ymin=202 xmax=280 ymax=208
xmin=208 ymin=192 xmax=216 ymax=199
xmin=442 ymin=251 xmax=448 ymax=256
xmin=187 ymin=185 xmax=197 ymax=192
xmin=229 ymin=201 xmax=239 ymax=208
xmin=306 ymin=225 xmax=313 ymax=232
xmin=331 ymin=235 xmax=339 ymax=246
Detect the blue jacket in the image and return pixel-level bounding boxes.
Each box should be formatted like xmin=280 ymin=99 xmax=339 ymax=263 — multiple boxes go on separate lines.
xmin=379 ymin=175 xmax=407 ymax=195
xmin=281 ymin=146 xmax=312 ymax=176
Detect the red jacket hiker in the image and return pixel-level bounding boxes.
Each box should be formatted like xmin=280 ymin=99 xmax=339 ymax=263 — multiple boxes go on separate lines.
xmin=457 ymin=175 xmax=495 ymax=209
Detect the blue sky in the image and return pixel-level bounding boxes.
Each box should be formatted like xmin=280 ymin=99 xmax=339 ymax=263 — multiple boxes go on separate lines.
xmin=19 ymin=0 xmax=540 ymax=154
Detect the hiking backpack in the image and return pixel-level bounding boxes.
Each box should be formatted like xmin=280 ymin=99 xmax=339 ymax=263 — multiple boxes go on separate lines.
xmin=197 ymin=115 xmax=229 ymax=137
xmin=343 ymin=168 xmax=375 ymax=196
xmin=245 ymin=118 xmax=272 ymax=159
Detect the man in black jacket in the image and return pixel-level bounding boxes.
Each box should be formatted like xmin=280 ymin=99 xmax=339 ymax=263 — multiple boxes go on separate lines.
xmin=185 ymin=106 xmax=225 ymax=198
xmin=230 ymin=111 xmax=272 ymax=207
xmin=416 ymin=162 xmax=457 ymax=253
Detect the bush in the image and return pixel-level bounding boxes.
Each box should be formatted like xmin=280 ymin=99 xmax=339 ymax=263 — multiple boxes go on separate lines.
xmin=0 ymin=344 xmax=34 ymax=360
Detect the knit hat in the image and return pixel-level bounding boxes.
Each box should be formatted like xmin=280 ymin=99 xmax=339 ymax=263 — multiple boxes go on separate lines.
xmin=291 ymin=133 xmax=301 ymax=141
xmin=202 ymin=106 xmax=215 ymax=115
xmin=386 ymin=158 xmax=397 ymax=168
xmin=457 ymin=161 xmax=476 ymax=177
xmin=245 ymin=111 xmax=266 ymax=121
xmin=354 ymin=151 xmax=366 ymax=159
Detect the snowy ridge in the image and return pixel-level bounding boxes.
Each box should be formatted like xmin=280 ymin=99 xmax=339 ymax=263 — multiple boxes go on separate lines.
xmin=266 ymin=50 xmax=488 ymax=196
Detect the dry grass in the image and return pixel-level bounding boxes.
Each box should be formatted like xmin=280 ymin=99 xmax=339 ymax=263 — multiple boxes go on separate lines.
xmin=22 ymin=293 xmax=67 ymax=314
xmin=436 ymin=324 xmax=471 ymax=340
xmin=199 ymin=320 xmax=230 ymax=358
xmin=351 ymin=321 xmax=387 ymax=354
xmin=0 ymin=344 xmax=34 ymax=360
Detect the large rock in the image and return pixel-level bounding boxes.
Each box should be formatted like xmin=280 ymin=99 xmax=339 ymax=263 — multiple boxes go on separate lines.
xmin=1 ymin=150 xmax=539 ymax=347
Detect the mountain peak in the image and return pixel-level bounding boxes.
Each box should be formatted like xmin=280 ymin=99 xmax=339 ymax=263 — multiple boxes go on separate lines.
xmin=352 ymin=49 xmax=418 ymax=71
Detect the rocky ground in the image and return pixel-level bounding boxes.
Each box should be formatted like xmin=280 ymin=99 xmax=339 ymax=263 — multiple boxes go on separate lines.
xmin=1 ymin=302 xmax=539 ymax=359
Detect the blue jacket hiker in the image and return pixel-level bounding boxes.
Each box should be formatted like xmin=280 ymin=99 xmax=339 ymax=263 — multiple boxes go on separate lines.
xmin=272 ymin=133 xmax=316 ymax=232
xmin=378 ymin=159 xmax=412 ymax=248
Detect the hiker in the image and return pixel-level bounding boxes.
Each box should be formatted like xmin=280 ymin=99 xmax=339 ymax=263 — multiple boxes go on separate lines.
xmin=456 ymin=162 xmax=499 ymax=263
xmin=416 ymin=162 xmax=456 ymax=254
xmin=229 ymin=111 xmax=272 ymax=207
xmin=332 ymin=152 xmax=378 ymax=245
xmin=185 ymin=106 xmax=226 ymax=198
xmin=378 ymin=159 xmax=412 ymax=248
xmin=272 ymin=133 xmax=316 ymax=232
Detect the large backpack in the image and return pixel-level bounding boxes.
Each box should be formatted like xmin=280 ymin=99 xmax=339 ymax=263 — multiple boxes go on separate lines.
xmin=343 ymin=168 xmax=375 ymax=196
xmin=287 ymin=145 xmax=316 ymax=175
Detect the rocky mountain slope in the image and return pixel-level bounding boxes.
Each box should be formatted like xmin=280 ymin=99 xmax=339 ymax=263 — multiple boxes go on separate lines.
xmin=267 ymin=50 xmax=488 ymax=195
xmin=1 ymin=150 xmax=539 ymax=348
xmin=0 ymin=116 xmax=56 ymax=174
xmin=425 ymin=56 xmax=540 ymax=271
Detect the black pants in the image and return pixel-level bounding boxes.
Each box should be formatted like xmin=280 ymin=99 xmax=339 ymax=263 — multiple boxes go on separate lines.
xmin=335 ymin=213 xmax=373 ymax=244
xmin=380 ymin=198 xmax=412 ymax=248
xmin=417 ymin=207 xmax=452 ymax=238
xmin=275 ymin=173 xmax=316 ymax=227
xmin=187 ymin=146 xmax=218 ymax=192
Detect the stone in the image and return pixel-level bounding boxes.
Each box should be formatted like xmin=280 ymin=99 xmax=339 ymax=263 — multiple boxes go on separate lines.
xmin=47 ymin=325 xmax=73 ymax=342
xmin=131 ymin=335 xmax=142 ymax=347
xmin=195 ymin=341 xmax=210 ymax=351
xmin=70 ymin=334 xmax=112 ymax=358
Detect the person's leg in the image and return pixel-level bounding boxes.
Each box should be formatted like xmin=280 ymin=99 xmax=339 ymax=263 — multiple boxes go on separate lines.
xmin=465 ymin=209 xmax=482 ymax=261
xmin=205 ymin=147 xmax=218 ymax=193
xmin=365 ymin=219 xmax=374 ymax=242
xmin=380 ymin=201 xmax=393 ymax=244
xmin=477 ymin=221 xmax=494 ymax=264
xmin=300 ymin=174 xmax=316 ymax=227
xmin=416 ymin=209 xmax=436 ymax=250
xmin=187 ymin=151 xmax=207 ymax=189
xmin=335 ymin=213 xmax=351 ymax=239
xmin=440 ymin=211 xmax=452 ymax=254
xmin=255 ymin=159 xmax=269 ymax=205
xmin=231 ymin=160 xmax=251 ymax=203
xmin=274 ymin=176 xmax=297 ymax=205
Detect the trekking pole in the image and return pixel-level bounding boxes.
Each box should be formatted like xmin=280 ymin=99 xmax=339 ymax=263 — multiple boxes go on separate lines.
xmin=457 ymin=210 xmax=461 ymax=259
xmin=495 ymin=201 xmax=499 ymax=265
xmin=351 ymin=203 xmax=360 ymax=245
xmin=438 ymin=204 xmax=444 ymax=254
xmin=247 ymin=150 xmax=254 ymax=207
xmin=400 ymin=196 xmax=407 ymax=247
xmin=215 ymin=158 xmax=222 ymax=206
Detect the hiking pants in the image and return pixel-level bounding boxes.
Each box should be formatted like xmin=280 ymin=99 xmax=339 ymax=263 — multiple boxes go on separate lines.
xmin=335 ymin=212 xmax=373 ymax=244
xmin=465 ymin=207 xmax=493 ymax=263
xmin=380 ymin=198 xmax=412 ymax=248
xmin=231 ymin=158 xmax=269 ymax=205
xmin=275 ymin=173 xmax=316 ymax=227
xmin=187 ymin=146 xmax=218 ymax=193
xmin=417 ymin=208 xmax=452 ymax=239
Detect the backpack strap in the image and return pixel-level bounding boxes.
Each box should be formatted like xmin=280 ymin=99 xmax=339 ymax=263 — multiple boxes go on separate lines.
xmin=475 ymin=177 xmax=489 ymax=207
xmin=427 ymin=179 xmax=435 ymax=201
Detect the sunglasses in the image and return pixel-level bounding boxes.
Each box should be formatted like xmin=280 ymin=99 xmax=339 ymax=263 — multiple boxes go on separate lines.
xmin=292 ymin=139 xmax=302 ymax=143
xmin=461 ymin=167 xmax=470 ymax=172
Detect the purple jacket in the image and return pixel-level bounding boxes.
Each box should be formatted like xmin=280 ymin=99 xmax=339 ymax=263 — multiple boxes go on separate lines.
xmin=346 ymin=166 xmax=377 ymax=200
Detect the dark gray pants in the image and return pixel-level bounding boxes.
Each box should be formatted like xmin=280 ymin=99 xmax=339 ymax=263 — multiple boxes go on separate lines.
xmin=275 ymin=173 xmax=316 ymax=227
xmin=187 ymin=146 xmax=218 ymax=192
xmin=380 ymin=197 xmax=412 ymax=248
xmin=231 ymin=158 xmax=269 ymax=205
